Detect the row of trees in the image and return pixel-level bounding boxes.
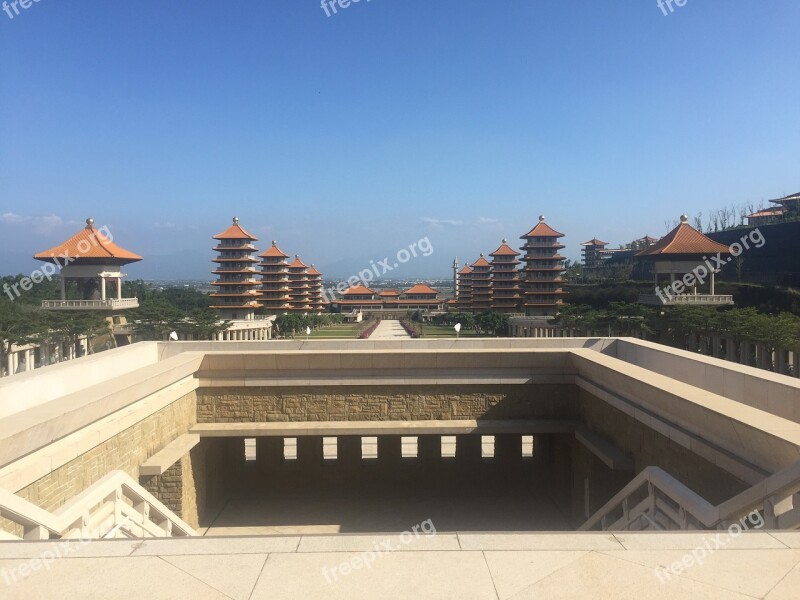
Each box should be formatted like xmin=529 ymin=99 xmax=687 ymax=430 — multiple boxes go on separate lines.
xmin=274 ymin=313 xmax=346 ymax=338
xmin=0 ymin=299 xmax=111 ymax=374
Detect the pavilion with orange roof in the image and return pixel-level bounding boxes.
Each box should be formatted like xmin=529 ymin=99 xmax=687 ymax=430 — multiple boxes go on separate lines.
xmin=636 ymin=215 xmax=734 ymax=306
xmin=34 ymin=218 xmax=142 ymax=311
xmin=210 ymin=217 xmax=261 ymax=320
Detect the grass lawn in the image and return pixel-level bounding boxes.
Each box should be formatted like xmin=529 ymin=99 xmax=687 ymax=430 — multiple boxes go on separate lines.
xmin=419 ymin=324 xmax=491 ymax=338
xmin=306 ymin=323 xmax=363 ymax=339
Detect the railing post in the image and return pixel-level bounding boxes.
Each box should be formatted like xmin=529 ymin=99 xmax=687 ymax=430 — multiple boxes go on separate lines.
xmin=23 ymin=524 xmax=49 ymax=540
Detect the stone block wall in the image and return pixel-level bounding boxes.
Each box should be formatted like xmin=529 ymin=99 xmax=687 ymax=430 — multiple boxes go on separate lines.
xmin=0 ymin=390 xmax=197 ymax=537
xmin=196 ymin=384 xmax=578 ymax=423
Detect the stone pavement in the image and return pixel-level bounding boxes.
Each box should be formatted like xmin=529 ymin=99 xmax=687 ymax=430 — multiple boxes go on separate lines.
xmin=2 ymin=532 xmax=800 ymax=599
xmin=368 ymin=319 xmax=412 ymax=340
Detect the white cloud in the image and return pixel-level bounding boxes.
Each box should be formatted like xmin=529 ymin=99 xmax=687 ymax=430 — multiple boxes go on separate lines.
xmin=477 ymin=217 xmax=500 ymax=225
xmin=421 ymin=217 xmax=463 ymax=227
xmin=0 ymin=213 xmax=78 ymax=234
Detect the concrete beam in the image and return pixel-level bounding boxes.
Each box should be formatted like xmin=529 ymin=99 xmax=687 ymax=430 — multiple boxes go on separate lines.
xmin=574 ymin=429 xmax=634 ymax=471
xmin=190 ymin=419 xmax=580 ymax=438
xmin=140 ymin=434 xmax=200 ymax=477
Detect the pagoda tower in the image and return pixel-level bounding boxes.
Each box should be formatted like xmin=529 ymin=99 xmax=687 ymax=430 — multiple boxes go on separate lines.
xmin=34 ymin=218 xmax=142 ymax=311
xmin=306 ymin=264 xmax=324 ymax=312
xmin=580 ymin=238 xmax=609 ymax=269
xmin=456 ymin=265 xmax=473 ymax=310
xmin=210 ymin=217 xmax=261 ymax=321
xmin=470 ymin=254 xmax=492 ymax=312
xmin=259 ymin=241 xmax=292 ymax=314
xmin=519 ymin=216 xmax=567 ymax=317
xmin=287 ymin=255 xmax=312 ymax=313
xmin=489 ymin=239 xmax=521 ymax=313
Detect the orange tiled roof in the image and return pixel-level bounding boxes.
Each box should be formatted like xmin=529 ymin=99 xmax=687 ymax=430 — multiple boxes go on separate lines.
xmin=636 ymin=217 xmax=731 ymax=257
xmin=342 ymin=285 xmax=376 ymax=296
xmin=306 ymin=265 xmax=322 ymax=276
xmin=521 ymin=217 xmax=564 ymax=239
xmin=490 ymin=240 xmax=520 ymax=256
xmin=636 ymin=235 xmax=658 ymax=243
xmin=288 ymin=255 xmax=308 ymax=269
xmin=34 ymin=219 xmax=143 ymax=264
xmin=260 ymin=241 xmax=290 ymax=258
xmin=404 ymin=284 xmax=440 ymax=295
xmin=581 ymin=238 xmax=608 ymax=246
xmin=212 ymin=217 xmax=257 ymax=241
xmin=471 ymin=255 xmax=491 ymax=268
xmin=458 ymin=265 xmax=473 ymax=274
xmin=378 ymin=289 xmax=401 ymax=297
xmin=748 ymin=208 xmax=785 ymax=218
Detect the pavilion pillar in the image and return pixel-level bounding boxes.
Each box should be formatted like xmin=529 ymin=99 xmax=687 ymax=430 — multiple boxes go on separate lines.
xmin=793 ymin=351 xmax=800 ymax=378
xmin=710 ymin=270 xmax=716 ymax=295
xmin=776 ymin=348 xmax=787 ymax=375
xmin=60 ymin=275 xmax=66 ymax=301
xmin=100 ymin=277 xmax=107 ymax=301
xmin=117 ymin=278 xmax=122 ymax=300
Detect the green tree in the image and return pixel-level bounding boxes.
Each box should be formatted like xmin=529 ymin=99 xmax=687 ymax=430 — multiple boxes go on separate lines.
xmin=0 ymin=300 xmax=47 ymax=375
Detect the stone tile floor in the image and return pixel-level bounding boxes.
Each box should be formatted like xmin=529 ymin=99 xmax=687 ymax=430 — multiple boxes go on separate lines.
xmin=1 ymin=532 xmax=799 ymax=599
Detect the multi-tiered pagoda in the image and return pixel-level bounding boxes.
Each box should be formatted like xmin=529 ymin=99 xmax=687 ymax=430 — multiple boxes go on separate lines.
xmin=259 ymin=241 xmax=292 ymax=313
xmin=519 ymin=216 xmax=566 ymax=317
xmin=210 ymin=218 xmax=261 ymax=320
xmin=287 ymin=255 xmax=312 ymax=313
xmin=489 ymin=239 xmax=521 ymax=312
xmin=469 ymin=255 xmax=492 ymax=311
xmin=306 ymin=265 xmax=324 ymax=312
xmin=456 ymin=265 xmax=473 ymax=310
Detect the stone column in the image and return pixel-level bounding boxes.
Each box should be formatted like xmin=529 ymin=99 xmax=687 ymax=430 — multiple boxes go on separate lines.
xmin=417 ymin=435 xmax=442 ymax=462
xmin=495 ymin=434 xmax=522 ymax=463
xmin=100 ymin=277 xmax=107 ymax=301
xmin=377 ymin=436 xmax=402 ymax=464
xmin=297 ymin=436 xmax=324 ymax=467
xmin=256 ymin=437 xmax=284 ymax=472
xmin=337 ymin=436 xmax=363 ymax=471
xmin=455 ymin=434 xmax=482 ymax=465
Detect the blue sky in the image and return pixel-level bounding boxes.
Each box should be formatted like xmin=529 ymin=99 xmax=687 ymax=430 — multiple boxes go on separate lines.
xmin=1 ymin=0 xmax=798 ymax=280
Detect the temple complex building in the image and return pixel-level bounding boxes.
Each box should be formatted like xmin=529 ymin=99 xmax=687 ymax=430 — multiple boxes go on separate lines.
xmin=210 ymin=218 xmax=261 ymax=320
xmin=287 ymin=255 xmax=312 ymax=313
xmin=580 ymin=238 xmax=609 ymax=269
xmin=331 ymin=284 xmax=445 ymax=317
xmin=306 ymin=265 xmax=324 ymax=312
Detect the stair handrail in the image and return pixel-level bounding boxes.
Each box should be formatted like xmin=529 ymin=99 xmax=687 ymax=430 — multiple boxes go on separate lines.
xmin=0 ymin=470 xmax=197 ymax=540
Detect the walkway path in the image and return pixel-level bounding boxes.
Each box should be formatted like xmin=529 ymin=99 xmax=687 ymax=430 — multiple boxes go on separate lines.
xmin=369 ymin=319 xmax=411 ymax=340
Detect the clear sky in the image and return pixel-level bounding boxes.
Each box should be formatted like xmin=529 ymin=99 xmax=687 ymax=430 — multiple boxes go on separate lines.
xmin=1 ymin=0 xmax=798 ymax=280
